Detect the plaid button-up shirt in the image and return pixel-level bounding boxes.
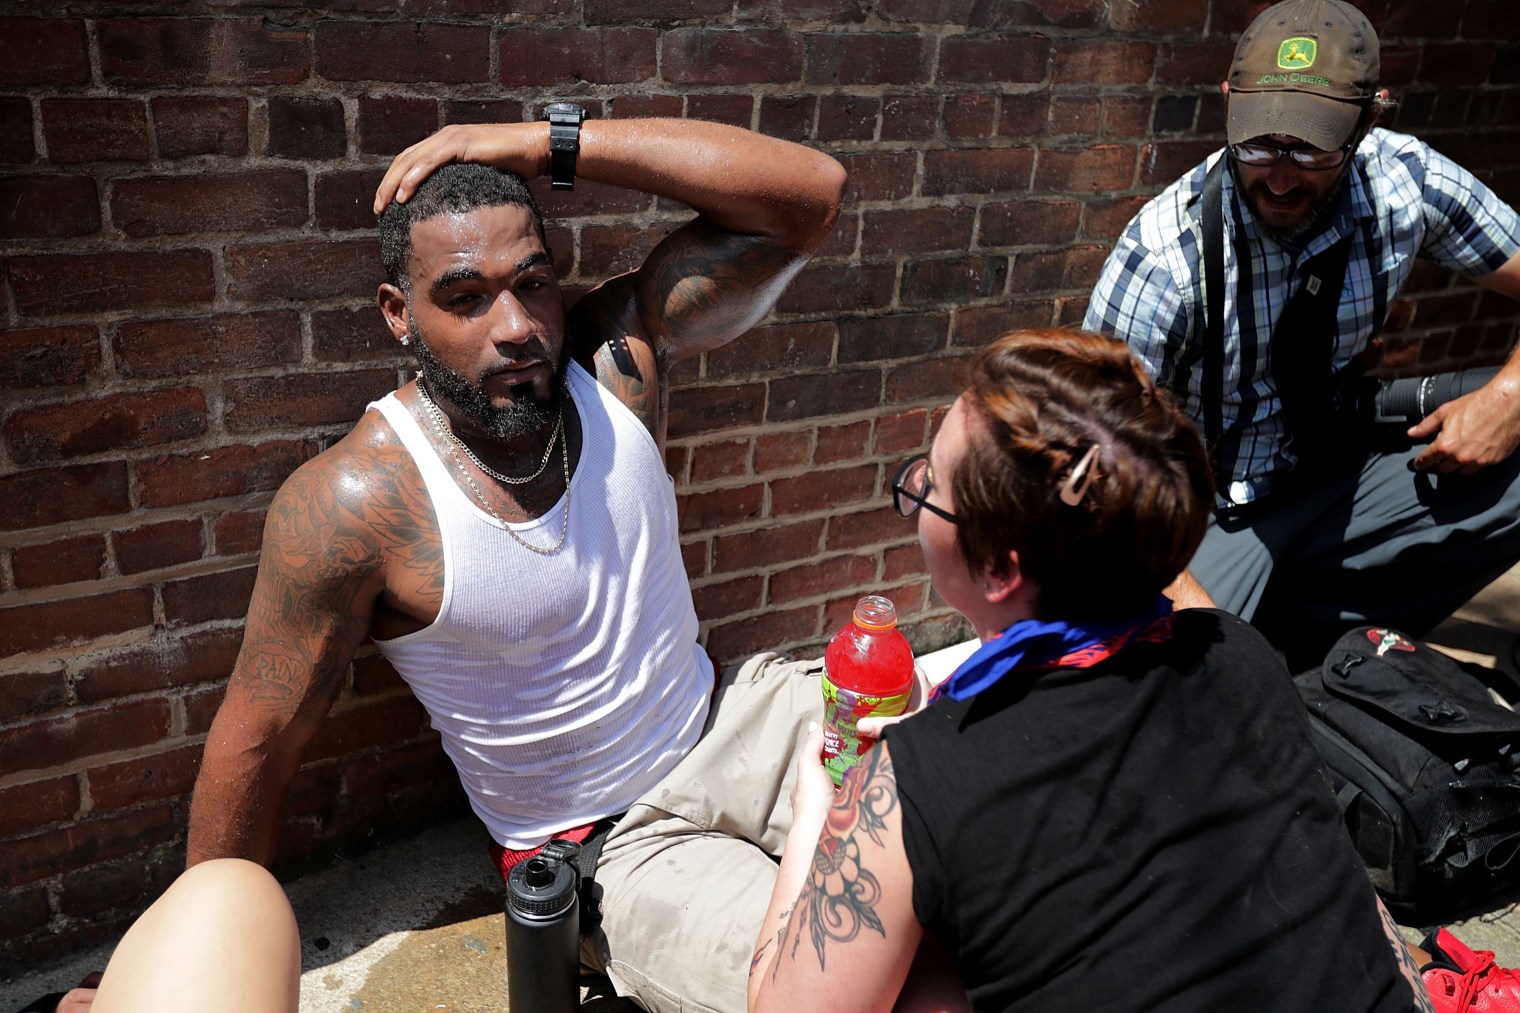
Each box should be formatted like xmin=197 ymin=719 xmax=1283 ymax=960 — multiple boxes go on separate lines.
xmin=1083 ymin=128 xmax=1520 ymax=507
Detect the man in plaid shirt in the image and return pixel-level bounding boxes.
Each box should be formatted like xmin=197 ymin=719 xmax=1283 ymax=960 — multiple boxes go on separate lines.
xmin=1084 ymin=0 xmax=1520 ymax=668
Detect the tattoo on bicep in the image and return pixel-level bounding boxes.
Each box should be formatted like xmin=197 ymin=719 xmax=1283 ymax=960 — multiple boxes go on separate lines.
xmin=646 ymin=228 xmax=802 ymax=339
xmin=1377 ymin=901 xmax=1434 ymax=1013
xmin=779 ymin=749 xmax=900 ymax=976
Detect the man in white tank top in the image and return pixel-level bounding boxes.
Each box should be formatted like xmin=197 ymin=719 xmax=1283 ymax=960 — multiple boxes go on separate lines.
xmin=186 ymin=116 xmax=846 ymax=1012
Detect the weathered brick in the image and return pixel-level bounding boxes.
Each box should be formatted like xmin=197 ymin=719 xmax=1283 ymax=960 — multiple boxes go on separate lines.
xmin=0 ymin=325 xmax=100 ymax=389
xmin=358 ymin=95 xmax=438 ymax=156
xmin=312 ymin=307 xmax=398 ymax=363
xmin=922 ymin=147 xmax=1035 ymax=197
xmin=880 ymin=94 xmax=939 ymax=142
xmin=57 ymin=858 xmax=159 ymax=920
xmin=112 ymin=170 xmax=308 ymax=238
xmin=860 ymin=206 xmax=976 ymax=256
xmin=1104 ymin=95 xmax=1156 ymax=138
xmin=901 ymin=255 xmax=1009 ymax=305
xmin=1155 ymin=40 xmax=1234 ymax=87
xmin=938 ymin=33 xmax=1050 ymax=84
xmin=0 ymin=776 xmax=81 ymax=836
xmin=685 ymin=93 xmax=754 ymax=128
xmin=583 ymin=0 xmax=732 ymax=23
xmin=162 ymin=564 xmax=258 ymax=628
xmin=5 ymin=388 xmax=207 ymax=465
xmin=112 ymin=517 xmax=205 ymax=576
xmin=839 ymin=313 xmax=948 ymax=363
xmin=75 ymin=627 xmax=242 ymax=704
xmin=825 ymin=501 xmax=917 ymax=552
xmin=606 ymin=94 xmax=684 ymax=120
xmin=12 ymin=532 xmax=106 ymax=589
xmin=706 ymin=603 xmax=819 ymax=662
xmin=998 ymin=93 xmax=1053 ymax=137
xmin=680 ymin=537 xmax=706 ymax=581
xmin=754 ymin=429 xmax=812 ymax=473
xmin=1138 ymin=139 xmax=1217 ymax=187
xmin=1049 ymin=95 xmax=1101 ymax=136
xmin=89 ymin=744 xmax=203 ymax=811
xmin=816 ymin=419 xmax=873 ymax=464
xmin=873 ymin=408 xmax=931 ymax=455
xmin=774 ymin=262 xmax=896 ymax=315
xmin=116 ymin=311 xmax=301 ymax=379
xmin=979 ymin=198 xmax=1081 ymax=248
xmin=151 ymin=96 xmax=249 ymax=158
xmin=943 ymin=93 xmax=999 ymax=140
xmin=770 ymin=553 xmax=877 ymax=605
xmin=137 ymin=440 xmax=315 ymax=509
xmin=315 ymin=168 xmax=388 ymax=231
xmin=266 ymin=96 xmax=346 ymax=160
xmin=817 ymin=93 xmax=879 ymax=142
xmin=1054 ymin=38 xmax=1156 ymax=84
xmin=412 ymin=0 xmax=569 ymax=12
xmin=0 ymin=18 xmax=89 ymax=85
xmin=305 ymin=695 xmax=429 ymax=763
xmin=1420 ymin=42 xmax=1496 ymax=87
xmin=99 ymin=18 xmax=308 ymax=86
xmin=41 ymin=99 xmax=150 ymax=163
xmin=807 ymin=31 xmax=932 ymax=85
xmin=0 ymin=588 xmax=156 ymax=657
xmin=769 ymin=369 xmax=881 ymax=422
xmin=182 ymin=684 xmax=227 ymax=737
xmin=690 ymin=437 xmax=751 ymax=483
xmin=952 ymin=299 xmax=1058 ymax=345
xmin=0 ymin=697 xmax=170 ymax=779
xmin=874 ymin=0 xmax=978 ymax=20
xmin=444 ymin=99 xmax=526 ymax=127
xmin=758 ymin=94 xmax=816 ymax=143
xmin=712 ymin=519 xmax=824 ymax=573
xmin=677 ymin=481 xmax=766 ymax=534
xmin=967 ymin=0 xmax=1104 ymax=29
xmin=833 ymin=151 xmax=917 ymax=204
xmin=705 ymin=321 xmax=836 ymax=380
xmin=1083 ymin=195 xmax=1150 ymax=242
xmin=1034 ymin=144 xmax=1136 ymax=193
xmin=0 ymin=804 xmax=177 ymax=888
xmin=1109 ymin=0 xmax=1208 ymax=30
xmin=885 ymin=353 xmax=966 ymax=404
xmin=1463 ymin=0 xmax=1520 ymax=40
xmin=225 ymin=238 xmax=381 ymax=302
xmin=691 ymin=574 xmax=765 ymax=617
xmin=663 ymin=28 xmax=802 ymax=85
xmin=223 ymin=369 xmax=397 ymax=432
xmin=0 ymin=885 xmax=50 ymax=941
xmin=666 ymin=382 xmax=766 ymax=440
xmin=0 ymin=175 xmax=99 ymax=240
xmin=213 ymin=508 xmax=267 ymax=557
xmin=0 ymin=97 xmax=34 ymax=163
xmin=342 ymin=739 xmax=455 ymax=799
xmin=316 ymin=21 xmax=491 ymax=83
xmin=578 ymin=222 xmax=665 ymax=279
xmin=9 ymin=250 xmax=215 ymax=317
xmin=1008 ymin=245 xmax=1105 ymax=293
xmin=0 ymin=667 xmax=69 ymax=722
xmin=499 ymin=26 xmax=657 ymax=87
xmin=0 ymin=463 xmax=129 ymax=532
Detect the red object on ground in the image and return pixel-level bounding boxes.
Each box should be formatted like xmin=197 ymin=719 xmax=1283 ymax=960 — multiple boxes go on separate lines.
xmin=1423 ymin=927 xmax=1520 ymax=1012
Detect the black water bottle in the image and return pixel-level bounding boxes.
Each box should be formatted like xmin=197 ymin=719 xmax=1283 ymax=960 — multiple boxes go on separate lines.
xmin=505 ymin=839 xmax=581 ymax=1013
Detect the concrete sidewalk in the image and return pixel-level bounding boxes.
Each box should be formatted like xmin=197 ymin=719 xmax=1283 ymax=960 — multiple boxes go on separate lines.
xmin=4 ymin=567 xmax=1518 ymax=1013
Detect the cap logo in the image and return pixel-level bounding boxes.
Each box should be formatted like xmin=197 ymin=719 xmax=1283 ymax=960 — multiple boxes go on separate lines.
xmin=1277 ymin=37 xmax=1317 ymax=70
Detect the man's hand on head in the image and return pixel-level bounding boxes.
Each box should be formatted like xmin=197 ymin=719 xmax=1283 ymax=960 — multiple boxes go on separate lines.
xmin=1408 ymin=374 xmax=1520 ymax=474
xmin=374 ymin=123 xmax=551 ymax=213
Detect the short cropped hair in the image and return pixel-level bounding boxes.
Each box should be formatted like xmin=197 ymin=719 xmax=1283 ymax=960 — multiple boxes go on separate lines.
xmin=378 ymin=163 xmax=545 ymax=290
xmin=951 ymin=328 xmax=1214 ymax=622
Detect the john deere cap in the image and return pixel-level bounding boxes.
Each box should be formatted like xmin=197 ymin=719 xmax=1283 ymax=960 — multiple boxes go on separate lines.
xmin=1226 ymin=0 xmax=1379 ymax=151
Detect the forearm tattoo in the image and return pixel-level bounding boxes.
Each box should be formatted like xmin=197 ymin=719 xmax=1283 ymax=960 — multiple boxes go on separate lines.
xmin=1377 ymin=902 xmax=1435 ymax=1013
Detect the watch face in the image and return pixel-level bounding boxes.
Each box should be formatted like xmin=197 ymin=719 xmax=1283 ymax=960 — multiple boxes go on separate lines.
xmin=544 ymin=103 xmax=584 ymax=124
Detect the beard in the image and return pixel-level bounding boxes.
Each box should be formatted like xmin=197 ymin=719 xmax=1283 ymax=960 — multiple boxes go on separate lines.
xmin=407 ymin=316 xmax=565 ymax=442
xmin=1235 ymin=165 xmax=1347 ymax=242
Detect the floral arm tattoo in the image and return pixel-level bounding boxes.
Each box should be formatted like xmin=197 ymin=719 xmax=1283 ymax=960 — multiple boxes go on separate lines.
xmin=779 ymin=747 xmax=900 ymax=976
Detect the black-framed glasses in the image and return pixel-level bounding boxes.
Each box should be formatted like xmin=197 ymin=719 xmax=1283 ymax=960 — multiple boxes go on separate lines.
xmin=891 ymin=455 xmax=961 ymax=525
xmin=1227 ymin=139 xmax=1355 ymax=171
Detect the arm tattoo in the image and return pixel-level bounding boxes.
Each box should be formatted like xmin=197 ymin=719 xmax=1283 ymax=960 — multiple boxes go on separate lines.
xmin=1377 ymin=901 xmax=1435 ymax=1013
xmin=779 ymin=748 xmax=899 ymax=976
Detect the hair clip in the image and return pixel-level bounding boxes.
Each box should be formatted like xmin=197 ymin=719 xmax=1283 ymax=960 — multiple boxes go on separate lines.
xmin=1059 ymin=443 xmax=1101 ymax=506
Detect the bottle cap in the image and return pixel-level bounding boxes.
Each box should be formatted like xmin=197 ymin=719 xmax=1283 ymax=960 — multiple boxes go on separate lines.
xmin=853 ymin=594 xmax=899 ymax=631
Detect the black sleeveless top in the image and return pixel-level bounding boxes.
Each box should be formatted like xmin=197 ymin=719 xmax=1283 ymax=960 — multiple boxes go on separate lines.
xmin=885 ymin=609 xmax=1411 ymax=1012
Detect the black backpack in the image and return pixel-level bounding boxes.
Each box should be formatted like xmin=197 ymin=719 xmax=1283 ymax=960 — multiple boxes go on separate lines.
xmin=1294 ymin=626 xmax=1520 ymax=926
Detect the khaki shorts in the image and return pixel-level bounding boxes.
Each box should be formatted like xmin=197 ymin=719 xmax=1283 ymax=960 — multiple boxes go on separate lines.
xmin=584 ymin=652 xmax=824 ymax=1013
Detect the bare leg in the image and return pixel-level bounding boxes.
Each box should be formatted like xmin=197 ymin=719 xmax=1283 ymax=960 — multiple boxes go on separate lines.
xmin=91 ymin=859 xmax=300 ymax=1013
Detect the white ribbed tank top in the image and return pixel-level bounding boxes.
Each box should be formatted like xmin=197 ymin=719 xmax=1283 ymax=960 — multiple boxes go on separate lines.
xmin=369 ymin=361 xmax=711 ymax=848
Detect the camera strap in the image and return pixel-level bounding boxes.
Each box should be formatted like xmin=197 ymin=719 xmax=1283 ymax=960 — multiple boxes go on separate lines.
xmin=1200 ymin=156 xmax=1227 ymax=482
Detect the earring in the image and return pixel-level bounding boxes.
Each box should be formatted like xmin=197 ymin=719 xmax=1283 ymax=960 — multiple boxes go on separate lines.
xmin=399 ymin=335 xmax=410 ymax=346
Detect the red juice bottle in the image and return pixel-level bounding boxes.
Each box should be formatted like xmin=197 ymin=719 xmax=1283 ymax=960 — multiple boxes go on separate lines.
xmin=821 ymin=595 xmax=915 ymax=786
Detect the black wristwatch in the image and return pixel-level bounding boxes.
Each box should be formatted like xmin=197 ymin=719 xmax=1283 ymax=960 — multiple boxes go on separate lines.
xmin=542 ymin=102 xmax=586 ymax=191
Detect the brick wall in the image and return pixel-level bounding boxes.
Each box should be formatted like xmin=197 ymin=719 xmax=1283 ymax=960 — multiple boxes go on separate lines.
xmin=2 ymin=0 xmax=1517 ymax=968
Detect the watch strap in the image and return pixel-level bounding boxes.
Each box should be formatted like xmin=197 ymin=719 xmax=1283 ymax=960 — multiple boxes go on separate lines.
xmin=543 ymin=103 xmax=585 ymax=191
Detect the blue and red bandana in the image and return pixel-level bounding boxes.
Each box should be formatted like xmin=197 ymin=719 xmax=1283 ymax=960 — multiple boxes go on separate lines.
xmin=935 ymin=596 xmax=1175 ymax=702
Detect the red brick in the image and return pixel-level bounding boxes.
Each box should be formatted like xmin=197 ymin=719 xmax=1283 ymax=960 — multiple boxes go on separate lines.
xmin=116 ymin=311 xmax=301 ymax=379
xmin=922 ymin=147 xmax=1035 ymax=197
xmin=979 ymin=198 xmax=1081 ymax=248
xmin=770 ymin=553 xmax=878 ymax=605
xmin=0 ymin=804 xmax=176 ymax=888
xmin=816 ymin=420 xmax=872 ymax=464
xmin=1008 ymin=245 xmax=1104 ymax=293
xmin=89 ymin=744 xmax=203 ymax=811
xmin=162 ymin=564 xmax=258 ymax=627
xmin=137 ymin=440 xmax=315 ymax=509
xmin=775 ymin=262 xmax=896 ymax=315
xmin=754 ymin=430 xmax=812 ymax=473
xmin=713 ymin=519 xmax=825 ymax=573
xmin=826 ymin=502 xmax=918 ymax=552
xmin=0 ymin=696 xmax=170 ymax=778
xmin=500 ymin=26 xmax=658 ymax=86
xmin=886 ymin=354 xmax=966 ymax=404
xmin=881 ymin=94 xmax=939 ymax=142
xmin=672 ymin=29 xmax=804 ymax=86
xmin=9 ymin=249 xmax=214 ymax=317
xmin=685 ymin=93 xmax=755 ymax=129
xmin=578 ymin=221 xmax=665 ymax=279
xmin=358 ymin=95 xmax=438 ymax=156
xmin=444 ymin=99 xmax=529 ymax=126
xmin=0 ymin=175 xmax=99 ymax=240
xmin=0 ymin=588 xmax=156 ymax=657
xmin=41 ymin=98 xmax=150 ymax=163
xmin=314 ymin=168 xmax=388 ymax=231
xmin=225 ymin=238 xmax=380 ymax=302
xmin=968 ymin=0 xmax=1103 ymax=28
xmin=5 ymin=388 xmax=207 ymax=465
xmin=1050 ymin=96 xmax=1102 ymax=136
xmin=1463 ymin=0 xmax=1520 ymax=39
xmin=833 ymin=151 xmax=916 ymax=205
xmin=1155 ymin=40 xmax=1235 ymax=87
xmin=952 ymin=300 xmax=1058 ymax=346
xmin=758 ymin=94 xmax=816 ymax=143
xmin=861 ymin=206 xmax=976 ymax=257
xmin=0 ymin=667 xmax=69 ymax=721
xmin=12 ymin=532 xmax=106 ymax=589
xmin=691 ymin=574 xmax=765 ymax=618
xmin=0 ymin=18 xmax=89 ymax=85
xmin=151 ymin=96 xmax=249 ymax=159
xmin=998 ymin=93 xmax=1053 ymax=137
xmin=1054 ymin=39 xmax=1156 ymax=84
xmin=769 ymin=368 xmax=882 ymax=422
xmin=223 ymin=369 xmax=394 ymax=433
xmin=0 ymin=463 xmax=129 ymax=532
xmin=884 ymin=542 xmax=925 ymax=582
xmin=413 ymin=0 xmax=569 ymax=12
xmin=1083 ymin=195 xmax=1150 ymax=242
xmin=816 ymin=93 xmax=878 ymax=142
xmin=305 ymin=695 xmax=430 ymax=763
xmin=690 ymin=437 xmax=751 ymax=483
xmin=352 ymin=652 xmax=405 ymax=697
xmin=1034 ymin=144 xmax=1136 ymax=194
xmin=874 ymin=0 xmax=979 ymax=19
xmin=111 ymin=170 xmax=307 ymax=238
xmin=112 ymin=518 xmax=205 ymax=576
xmin=0 ymin=325 xmax=100 ymax=389
xmin=1421 ymin=43 xmax=1497 ymax=87
xmin=312 ymin=306 xmax=399 ymax=363
xmin=182 ymin=683 xmax=227 ymax=736
xmin=666 ymin=382 xmax=766 ymax=440
xmin=943 ymin=93 xmax=999 ymax=139
xmin=57 ymin=858 xmax=160 ymax=920
xmin=213 ymin=508 xmax=267 ymax=557
xmin=677 ymin=482 xmax=765 ymax=534
xmin=806 ymin=31 xmax=932 ymax=86
xmin=839 ymin=312 xmax=949 ymax=362
xmin=874 ymin=409 xmax=930 ymax=455
xmin=99 ymin=18 xmax=308 ymax=86
xmin=1138 ymin=139 xmax=1218 ymax=187
xmin=0 ymin=885 xmax=50 ymax=940
xmin=0 ymin=97 xmax=34 ymax=163
xmin=266 ymin=96 xmax=346 ymax=159
xmin=316 ymin=21 xmax=491 ymax=83
xmin=75 ymin=627 xmax=242 ymax=704
xmin=0 ymin=776 xmax=81 ymax=836
xmin=705 ymin=321 xmax=836 ymax=380
xmin=939 ymin=33 xmax=1050 ymax=84
xmin=607 ymin=94 xmax=684 ymax=120
xmin=1103 ymin=95 xmax=1155 ymax=138
xmin=584 ymin=0 xmax=731 ymax=22
xmin=706 ymin=604 xmax=819 ymax=662
xmin=901 ymin=256 xmax=1009 ymax=305
xmin=772 ymin=465 xmax=877 ymax=517
xmin=680 ymin=538 xmax=706 ymax=582
xmin=1109 ymin=0 xmax=1208 ymax=30
xmin=342 ymin=740 xmax=455 ymax=799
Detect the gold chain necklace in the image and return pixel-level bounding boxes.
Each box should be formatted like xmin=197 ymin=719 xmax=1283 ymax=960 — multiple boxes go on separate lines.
xmin=416 ymin=379 xmax=563 ymax=485
xmin=414 ymin=384 xmax=572 ymax=555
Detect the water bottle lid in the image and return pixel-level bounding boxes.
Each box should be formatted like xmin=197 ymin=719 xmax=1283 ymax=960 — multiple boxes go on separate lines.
xmin=507 ymin=856 xmax=577 ymax=917
xmin=853 ymin=594 xmax=899 ymax=631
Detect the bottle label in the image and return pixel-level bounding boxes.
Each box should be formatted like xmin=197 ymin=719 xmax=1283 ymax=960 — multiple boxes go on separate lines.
xmin=820 ymin=672 xmax=911 ymax=786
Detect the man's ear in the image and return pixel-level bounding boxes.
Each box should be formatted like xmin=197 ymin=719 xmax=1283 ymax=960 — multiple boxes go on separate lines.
xmin=378 ymin=283 xmax=410 ymax=342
